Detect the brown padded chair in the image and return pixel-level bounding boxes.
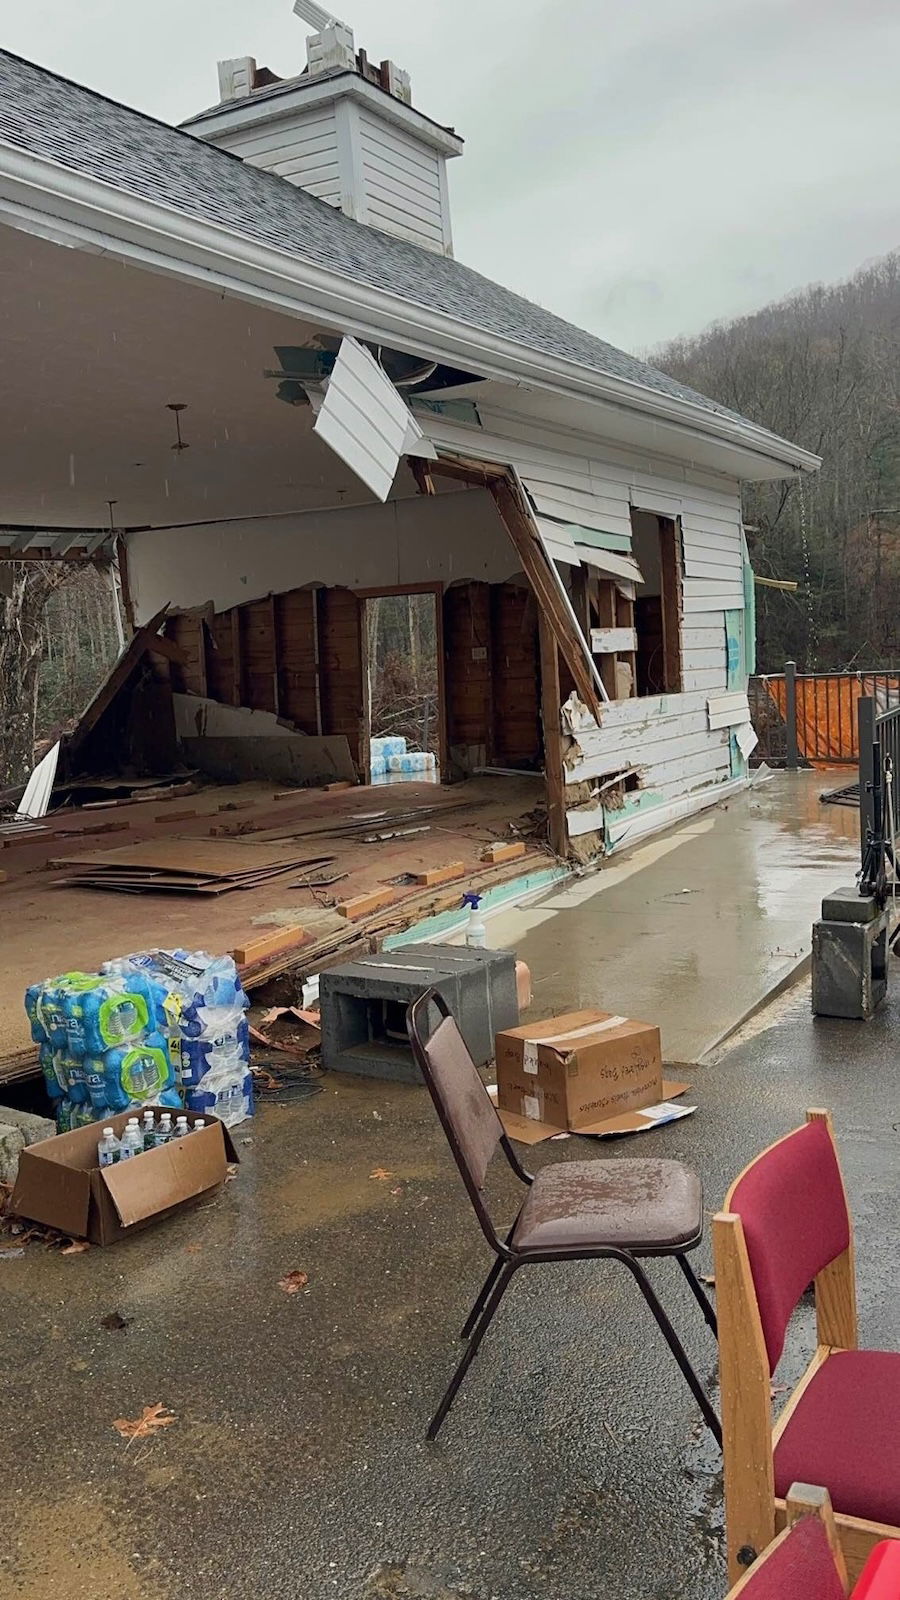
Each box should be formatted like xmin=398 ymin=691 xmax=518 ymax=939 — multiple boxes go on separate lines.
xmin=407 ymin=988 xmax=720 ymax=1442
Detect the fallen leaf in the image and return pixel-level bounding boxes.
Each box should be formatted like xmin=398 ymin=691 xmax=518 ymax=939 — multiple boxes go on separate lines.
xmin=113 ymin=1403 xmax=176 ymax=1441
xmin=369 ymin=1168 xmax=394 ymax=1182
xmin=224 ymin=1166 xmax=239 ymax=1183
xmin=278 ymin=1270 xmax=309 ymax=1295
xmin=61 ymin=1239 xmax=90 ymax=1255
xmin=184 ymin=1243 xmax=202 ymax=1255
xmin=101 ymin=1311 xmax=130 ymax=1332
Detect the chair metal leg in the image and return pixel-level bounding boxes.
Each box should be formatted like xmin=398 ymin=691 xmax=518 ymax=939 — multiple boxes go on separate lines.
xmin=461 ymin=1255 xmax=504 ymax=1339
xmin=623 ymin=1257 xmax=722 ymax=1446
xmin=676 ymin=1252 xmax=718 ymax=1337
xmin=428 ymin=1262 xmax=516 ymax=1441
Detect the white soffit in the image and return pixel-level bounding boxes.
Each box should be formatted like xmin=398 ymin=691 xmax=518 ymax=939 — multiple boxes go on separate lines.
xmin=313 ymin=336 xmax=436 ymax=502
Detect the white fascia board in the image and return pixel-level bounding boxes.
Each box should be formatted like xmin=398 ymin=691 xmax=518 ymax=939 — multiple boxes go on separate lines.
xmin=183 ymin=73 xmax=464 ymax=158
xmin=0 ymin=142 xmax=820 ymax=479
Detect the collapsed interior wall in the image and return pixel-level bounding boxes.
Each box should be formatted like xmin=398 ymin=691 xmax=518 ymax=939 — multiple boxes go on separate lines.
xmin=164 ymin=574 xmax=545 ymax=781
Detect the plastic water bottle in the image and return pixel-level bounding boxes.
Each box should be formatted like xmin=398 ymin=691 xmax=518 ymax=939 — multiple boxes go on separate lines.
xmin=174 ymin=1116 xmax=190 ymax=1139
xmin=463 ymin=891 xmax=487 ymax=948
xmin=142 ymin=1110 xmax=156 ymax=1151
xmin=97 ymin=1127 xmax=119 ymax=1168
xmin=154 ymin=1113 xmax=173 ymax=1147
xmin=119 ymin=1118 xmax=143 ymax=1160
xmin=193 ymin=1119 xmax=206 ymax=1134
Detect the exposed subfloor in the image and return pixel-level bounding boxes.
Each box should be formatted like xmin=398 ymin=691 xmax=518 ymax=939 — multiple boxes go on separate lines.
xmin=0 ymin=767 xmax=880 ymax=1600
xmin=0 ymin=773 xmax=547 ymax=1065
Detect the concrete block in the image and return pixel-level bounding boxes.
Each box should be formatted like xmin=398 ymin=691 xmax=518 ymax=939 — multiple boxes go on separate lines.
xmin=811 ymin=915 xmax=888 ymax=1019
xmin=820 ymin=886 xmax=881 ymax=925
xmin=319 ymin=943 xmax=519 ymax=1082
xmin=0 ymin=1105 xmax=55 ymax=1145
xmin=0 ymin=1122 xmax=27 ymax=1185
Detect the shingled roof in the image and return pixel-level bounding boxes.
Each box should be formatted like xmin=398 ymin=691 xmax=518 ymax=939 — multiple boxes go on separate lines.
xmin=0 ymin=48 xmax=749 ymax=428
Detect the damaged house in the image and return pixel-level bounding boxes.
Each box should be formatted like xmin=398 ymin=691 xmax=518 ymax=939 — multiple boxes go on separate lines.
xmin=0 ymin=20 xmax=817 ymax=985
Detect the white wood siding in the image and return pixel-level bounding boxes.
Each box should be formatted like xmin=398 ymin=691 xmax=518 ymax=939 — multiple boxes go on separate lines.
xmin=214 ymin=106 xmax=342 ymax=205
xmin=356 ymin=108 xmax=448 ymax=253
xmin=421 ymin=406 xmax=749 ymax=840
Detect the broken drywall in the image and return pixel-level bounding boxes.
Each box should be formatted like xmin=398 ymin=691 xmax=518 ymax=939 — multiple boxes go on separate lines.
xmin=174 ymin=695 xmax=355 ymax=786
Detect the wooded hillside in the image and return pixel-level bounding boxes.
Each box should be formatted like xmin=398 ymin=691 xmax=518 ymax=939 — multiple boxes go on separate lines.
xmin=656 ymin=252 xmax=900 ymax=672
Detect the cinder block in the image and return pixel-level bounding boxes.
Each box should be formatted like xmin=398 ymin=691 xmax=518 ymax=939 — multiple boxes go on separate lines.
xmin=319 ymin=943 xmax=519 ymax=1081
xmin=0 ymin=1105 xmax=55 ymax=1146
xmin=0 ymin=1123 xmax=27 ymax=1185
xmin=480 ymin=841 xmax=527 ymax=865
xmin=820 ymin=886 xmax=881 ymax=925
xmin=811 ymin=914 xmax=888 ymax=1019
xmin=336 ymin=888 xmax=396 ymax=921
xmin=412 ymin=862 xmax=466 ymax=888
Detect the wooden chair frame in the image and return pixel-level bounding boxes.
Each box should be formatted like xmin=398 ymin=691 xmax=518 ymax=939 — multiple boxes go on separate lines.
xmin=725 ymin=1484 xmax=849 ymax=1599
xmin=714 ymin=1109 xmax=897 ymax=1587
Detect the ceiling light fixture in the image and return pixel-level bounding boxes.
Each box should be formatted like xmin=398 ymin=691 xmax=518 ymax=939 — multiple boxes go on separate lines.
xmin=166 ymin=403 xmax=190 ymax=452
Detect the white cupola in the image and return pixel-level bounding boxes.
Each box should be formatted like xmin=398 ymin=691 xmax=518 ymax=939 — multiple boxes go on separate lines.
xmin=181 ymin=3 xmax=463 ymax=257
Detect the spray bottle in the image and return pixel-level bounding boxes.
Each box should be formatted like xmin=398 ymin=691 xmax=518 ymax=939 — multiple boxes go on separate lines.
xmin=462 ymin=891 xmax=487 ymax=949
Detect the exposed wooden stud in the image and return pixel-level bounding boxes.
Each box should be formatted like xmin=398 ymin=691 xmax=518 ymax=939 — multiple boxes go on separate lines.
xmin=115 ymin=536 xmax=136 ymax=634
xmin=659 ymin=516 xmax=684 ymax=693
xmin=409 ymin=458 xmax=436 ymax=496
xmin=595 ymin=580 xmax=619 ymax=700
xmin=269 ymin=594 xmax=281 ymax=717
xmin=231 ymin=608 xmax=244 ymax=707
xmin=570 ymin=563 xmax=592 ymax=642
xmin=538 ymin=609 xmax=567 ymax=858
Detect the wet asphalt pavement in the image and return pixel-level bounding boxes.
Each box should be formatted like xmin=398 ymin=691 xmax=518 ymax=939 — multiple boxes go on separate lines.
xmin=4 ymin=976 xmax=900 ymax=1599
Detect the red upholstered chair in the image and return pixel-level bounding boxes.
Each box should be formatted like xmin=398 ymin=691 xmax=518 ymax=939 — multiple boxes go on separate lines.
xmin=715 ymin=1111 xmax=900 ymax=1586
xmin=724 ymin=1484 xmax=900 ymax=1600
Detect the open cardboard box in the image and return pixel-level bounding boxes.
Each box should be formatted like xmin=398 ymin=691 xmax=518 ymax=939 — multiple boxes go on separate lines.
xmin=495 ymin=1009 xmax=692 ymax=1145
xmin=11 ymin=1108 xmax=238 ymax=1245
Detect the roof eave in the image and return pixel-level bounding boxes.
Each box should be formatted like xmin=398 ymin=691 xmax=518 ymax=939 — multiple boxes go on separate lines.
xmin=0 ymin=141 xmax=819 ymax=480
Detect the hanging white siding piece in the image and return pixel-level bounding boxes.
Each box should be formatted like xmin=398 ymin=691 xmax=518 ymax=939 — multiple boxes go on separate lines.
xmin=736 ymin=724 xmax=759 ymax=761
xmin=580 ymin=547 xmax=644 ymax=586
xmin=314 ymin=337 xmax=434 ymax=502
xmin=707 ymin=691 xmax=751 ymax=730
xmin=591 ymin=627 xmax=637 ymax=654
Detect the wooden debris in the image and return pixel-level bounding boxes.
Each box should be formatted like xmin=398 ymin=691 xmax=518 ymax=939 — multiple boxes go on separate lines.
xmin=480 ymin=841 xmax=527 ymax=864
xmin=232 ymin=926 xmax=310 ymax=968
xmin=412 ymin=861 xmax=466 ymax=888
xmin=336 ymin=886 xmax=397 ymax=921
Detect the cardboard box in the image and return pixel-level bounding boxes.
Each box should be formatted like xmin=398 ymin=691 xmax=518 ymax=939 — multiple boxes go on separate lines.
xmin=11 ymin=1108 xmax=238 ymax=1245
xmin=495 ymin=1009 xmax=689 ymax=1144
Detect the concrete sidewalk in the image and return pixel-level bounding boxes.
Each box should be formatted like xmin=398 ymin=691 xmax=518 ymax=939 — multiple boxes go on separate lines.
xmin=484 ymin=769 xmax=860 ymax=1059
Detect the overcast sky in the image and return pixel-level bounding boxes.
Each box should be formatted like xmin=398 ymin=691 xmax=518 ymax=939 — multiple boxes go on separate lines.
xmin=3 ymin=0 xmax=899 ymax=353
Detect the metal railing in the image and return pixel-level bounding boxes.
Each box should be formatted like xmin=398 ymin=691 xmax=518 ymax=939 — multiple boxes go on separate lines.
xmin=859 ymin=694 xmax=900 ymax=872
xmin=750 ymin=662 xmax=900 ymax=767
